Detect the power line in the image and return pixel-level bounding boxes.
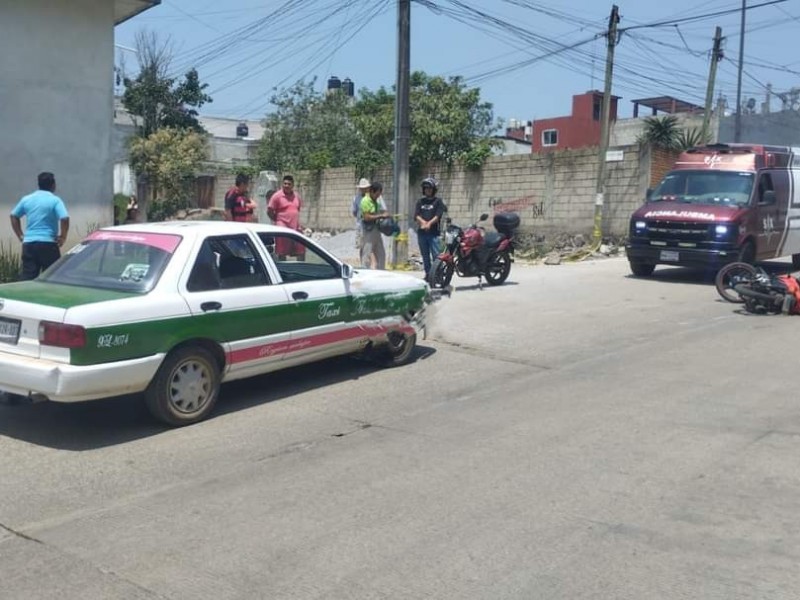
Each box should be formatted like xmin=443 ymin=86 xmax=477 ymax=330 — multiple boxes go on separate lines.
xmin=620 ymin=0 xmax=788 ymax=32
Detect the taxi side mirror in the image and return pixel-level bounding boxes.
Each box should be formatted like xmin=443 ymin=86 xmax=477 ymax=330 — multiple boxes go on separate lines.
xmin=341 ymin=263 xmax=354 ymax=279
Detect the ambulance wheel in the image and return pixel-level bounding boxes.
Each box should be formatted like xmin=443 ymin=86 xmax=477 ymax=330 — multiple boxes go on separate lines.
xmin=145 ymin=346 xmax=221 ymax=426
xmin=737 ymin=242 xmax=755 ymax=264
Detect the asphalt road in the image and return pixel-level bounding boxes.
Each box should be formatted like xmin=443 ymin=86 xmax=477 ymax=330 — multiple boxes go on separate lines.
xmin=2 ymin=256 xmax=800 ymax=599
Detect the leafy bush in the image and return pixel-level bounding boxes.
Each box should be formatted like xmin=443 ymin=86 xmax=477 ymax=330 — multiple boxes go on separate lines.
xmin=114 ymin=193 xmax=130 ymax=224
xmin=637 ymin=116 xmax=679 ymax=150
xmin=0 ymin=240 xmax=20 ymax=283
xmin=148 ymin=196 xmax=191 ymax=222
xmin=676 ymin=127 xmax=710 ymax=151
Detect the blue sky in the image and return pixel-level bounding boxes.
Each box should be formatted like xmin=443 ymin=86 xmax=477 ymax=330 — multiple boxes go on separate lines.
xmin=115 ymin=0 xmax=800 ymax=128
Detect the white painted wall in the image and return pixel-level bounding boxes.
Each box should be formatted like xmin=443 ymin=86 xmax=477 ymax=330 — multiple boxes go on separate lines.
xmin=0 ymin=0 xmax=115 ymax=243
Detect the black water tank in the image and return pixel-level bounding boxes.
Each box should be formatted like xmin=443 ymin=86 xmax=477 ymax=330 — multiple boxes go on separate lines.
xmin=342 ymin=77 xmax=354 ymax=97
xmin=236 ymin=122 xmax=249 ymax=137
xmin=327 ymin=76 xmax=341 ymax=91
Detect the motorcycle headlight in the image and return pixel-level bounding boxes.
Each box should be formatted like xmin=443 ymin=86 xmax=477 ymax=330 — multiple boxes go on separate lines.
xmin=445 ymin=231 xmax=457 ymax=245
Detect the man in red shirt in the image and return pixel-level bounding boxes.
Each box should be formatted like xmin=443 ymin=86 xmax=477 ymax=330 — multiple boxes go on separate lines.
xmin=267 ymin=174 xmax=305 ymax=260
xmin=225 ymin=174 xmax=257 ymax=222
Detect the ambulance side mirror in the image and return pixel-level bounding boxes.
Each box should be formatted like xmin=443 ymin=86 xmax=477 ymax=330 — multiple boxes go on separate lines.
xmin=645 ymin=187 xmax=654 ymax=200
xmin=761 ymin=190 xmax=776 ymax=205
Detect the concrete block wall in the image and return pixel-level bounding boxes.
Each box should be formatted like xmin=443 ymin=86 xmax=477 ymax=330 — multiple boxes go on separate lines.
xmin=286 ymin=144 xmax=648 ymax=239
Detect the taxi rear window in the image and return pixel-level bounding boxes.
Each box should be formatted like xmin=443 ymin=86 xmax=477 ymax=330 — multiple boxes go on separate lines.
xmin=39 ymin=233 xmax=181 ymax=293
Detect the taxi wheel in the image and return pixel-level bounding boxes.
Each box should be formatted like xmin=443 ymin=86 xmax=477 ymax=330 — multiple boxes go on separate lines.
xmin=145 ymin=346 xmax=220 ymax=426
xmin=377 ymin=331 xmax=417 ymax=367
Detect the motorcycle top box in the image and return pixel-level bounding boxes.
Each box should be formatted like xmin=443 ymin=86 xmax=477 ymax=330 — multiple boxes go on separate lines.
xmin=493 ymin=212 xmax=520 ymax=234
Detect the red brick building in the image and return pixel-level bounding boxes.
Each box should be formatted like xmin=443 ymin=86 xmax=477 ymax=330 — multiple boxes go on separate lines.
xmin=531 ymin=91 xmax=620 ymax=153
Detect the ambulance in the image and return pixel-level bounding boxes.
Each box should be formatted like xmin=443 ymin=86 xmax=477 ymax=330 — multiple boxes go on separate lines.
xmin=625 ymin=143 xmax=800 ymax=276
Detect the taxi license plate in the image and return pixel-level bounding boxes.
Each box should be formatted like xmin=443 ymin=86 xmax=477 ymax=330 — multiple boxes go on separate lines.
xmin=0 ymin=317 xmax=21 ymax=345
xmin=660 ymin=250 xmax=679 ymax=262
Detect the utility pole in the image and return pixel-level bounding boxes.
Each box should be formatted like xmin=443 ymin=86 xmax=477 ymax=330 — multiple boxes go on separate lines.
xmin=592 ymin=4 xmax=620 ymax=245
xmin=734 ymin=0 xmax=746 ymax=142
xmin=702 ymin=27 xmax=724 ymax=143
xmin=391 ymin=0 xmax=411 ymax=269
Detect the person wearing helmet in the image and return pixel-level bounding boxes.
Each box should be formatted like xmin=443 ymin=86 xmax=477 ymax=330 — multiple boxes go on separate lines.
xmin=414 ymin=177 xmax=446 ymax=278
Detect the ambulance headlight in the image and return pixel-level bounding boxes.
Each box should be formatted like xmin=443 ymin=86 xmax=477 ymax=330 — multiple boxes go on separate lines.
xmin=715 ymin=225 xmax=729 ymax=235
xmin=635 ymin=221 xmax=647 ymax=230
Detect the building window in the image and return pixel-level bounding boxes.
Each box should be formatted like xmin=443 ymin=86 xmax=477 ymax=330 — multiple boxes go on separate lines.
xmin=542 ymin=129 xmax=558 ymax=146
xmin=593 ymin=99 xmax=602 ymax=121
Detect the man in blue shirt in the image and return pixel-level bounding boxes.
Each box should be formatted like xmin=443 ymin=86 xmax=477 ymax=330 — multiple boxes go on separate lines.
xmin=10 ymin=172 xmax=70 ymax=280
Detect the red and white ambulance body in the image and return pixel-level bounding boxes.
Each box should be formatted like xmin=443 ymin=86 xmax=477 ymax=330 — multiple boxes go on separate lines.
xmin=626 ymin=143 xmax=800 ymax=276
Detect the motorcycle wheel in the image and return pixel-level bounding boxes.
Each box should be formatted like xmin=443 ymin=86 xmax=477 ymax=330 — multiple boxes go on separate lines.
xmin=428 ymin=258 xmax=454 ymax=288
xmin=484 ymin=251 xmax=511 ymax=286
xmin=715 ymin=262 xmax=757 ymax=303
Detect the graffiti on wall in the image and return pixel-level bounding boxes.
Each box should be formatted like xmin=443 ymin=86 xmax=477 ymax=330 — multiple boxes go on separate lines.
xmin=487 ymin=195 xmax=545 ymax=219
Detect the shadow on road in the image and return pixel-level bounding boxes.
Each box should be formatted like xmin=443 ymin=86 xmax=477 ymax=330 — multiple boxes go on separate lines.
xmin=624 ymin=260 xmax=795 ymax=288
xmin=447 ymin=280 xmax=520 ymax=293
xmin=0 ymin=345 xmax=436 ymax=451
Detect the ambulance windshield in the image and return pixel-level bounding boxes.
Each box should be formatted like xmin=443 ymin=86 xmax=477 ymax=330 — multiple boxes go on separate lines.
xmin=650 ymin=170 xmax=754 ymax=207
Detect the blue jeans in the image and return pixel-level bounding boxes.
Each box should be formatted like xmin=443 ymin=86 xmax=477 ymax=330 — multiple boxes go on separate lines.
xmin=417 ymin=231 xmax=441 ymax=276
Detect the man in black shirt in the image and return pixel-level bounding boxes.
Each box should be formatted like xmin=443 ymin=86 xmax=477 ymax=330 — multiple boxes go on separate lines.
xmin=413 ymin=177 xmax=446 ymax=278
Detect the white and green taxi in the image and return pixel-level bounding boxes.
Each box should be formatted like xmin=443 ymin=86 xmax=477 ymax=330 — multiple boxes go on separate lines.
xmin=0 ymin=222 xmax=428 ymax=426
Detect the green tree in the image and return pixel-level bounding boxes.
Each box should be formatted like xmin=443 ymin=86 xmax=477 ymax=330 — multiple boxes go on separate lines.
xmin=128 ymin=128 xmax=209 ymax=220
xmin=122 ymin=31 xmax=212 ymax=137
xmin=256 ymin=71 xmax=499 ymax=175
xmin=257 ymin=80 xmax=367 ymax=174
xmin=351 ymin=72 xmax=499 ymax=171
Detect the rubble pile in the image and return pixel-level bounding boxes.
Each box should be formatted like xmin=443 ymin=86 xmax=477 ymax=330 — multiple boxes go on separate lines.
xmin=514 ymin=231 xmax=625 ymax=265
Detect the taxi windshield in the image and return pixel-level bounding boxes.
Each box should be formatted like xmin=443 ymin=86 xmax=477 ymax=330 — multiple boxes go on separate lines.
xmin=39 ymin=233 xmax=181 ymax=293
xmin=650 ymin=170 xmax=754 ymax=207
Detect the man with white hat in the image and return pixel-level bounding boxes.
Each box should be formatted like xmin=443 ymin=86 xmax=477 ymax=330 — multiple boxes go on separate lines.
xmin=351 ymin=177 xmax=371 ymax=252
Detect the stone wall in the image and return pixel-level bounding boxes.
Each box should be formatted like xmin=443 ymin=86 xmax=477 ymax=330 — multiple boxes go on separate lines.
xmin=284 ymin=145 xmax=649 ymax=239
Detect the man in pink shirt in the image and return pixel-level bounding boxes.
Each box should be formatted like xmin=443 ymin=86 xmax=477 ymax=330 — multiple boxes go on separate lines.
xmin=267 ymin=174 xmax=305 ymax=260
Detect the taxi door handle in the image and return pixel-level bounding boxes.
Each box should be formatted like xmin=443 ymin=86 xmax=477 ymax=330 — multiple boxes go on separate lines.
xmin=292 ymin=291 xmax=308 ymax=301
xmin=201 ymin=301 xmax=222 ymax=312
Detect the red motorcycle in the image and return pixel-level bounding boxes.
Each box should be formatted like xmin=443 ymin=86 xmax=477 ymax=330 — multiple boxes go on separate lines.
xmin=427 ymin=212 xmax=520 ymax=289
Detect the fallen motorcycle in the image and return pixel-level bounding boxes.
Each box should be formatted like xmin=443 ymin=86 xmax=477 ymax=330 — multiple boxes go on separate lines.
xmin=427 ymin=212 xmax=520 ymax=289
xmin=715 ymin=261 xmax=800 ymax=314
